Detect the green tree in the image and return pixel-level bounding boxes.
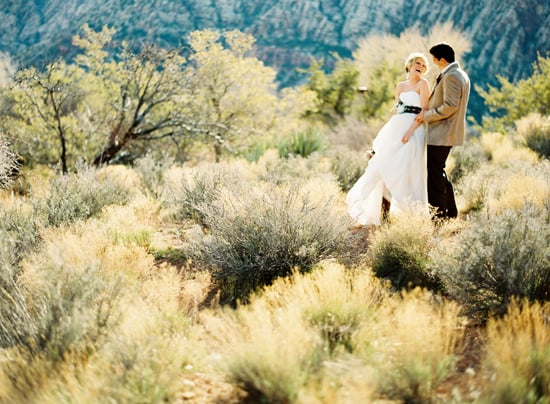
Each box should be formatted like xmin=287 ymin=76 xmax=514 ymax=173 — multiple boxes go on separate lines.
xmin=71 ymin=25 xmax=196 ymax=165
xmin=357 ymin=61 xmax=402 ymax=120
xmin=304 ymin=55 xmax=359 ymax=124
xmin=3 ymin=25 xmax=196 ymax=170
xmin=186 ymin=29 xmax=282 ymax=161
xmin=8 ymin=60 xmax=86 ymax=174
xmin=1 ymin=25 xmax=315 ymax=168
xmin=478 ymin=54 xmax=550 ymax=132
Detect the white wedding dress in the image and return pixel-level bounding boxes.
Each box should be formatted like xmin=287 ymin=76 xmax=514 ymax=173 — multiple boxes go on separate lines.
xmin=346 ymin=91 xmax=428 ymax=225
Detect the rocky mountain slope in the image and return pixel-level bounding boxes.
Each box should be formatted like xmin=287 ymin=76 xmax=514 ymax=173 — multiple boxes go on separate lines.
xmin=1 ymin=0 xmax=549 ymax=118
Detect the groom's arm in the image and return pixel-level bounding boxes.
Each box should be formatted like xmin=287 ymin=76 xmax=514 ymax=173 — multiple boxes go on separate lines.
xmin=423 ymin=73 xmax=464 ymax=123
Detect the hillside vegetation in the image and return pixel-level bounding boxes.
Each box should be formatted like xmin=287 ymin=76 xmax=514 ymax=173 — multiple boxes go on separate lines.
xmin=0 ymin=22 xmax=549 ymax=404
xmin=1 ymin=0 xmax=549 ymax=117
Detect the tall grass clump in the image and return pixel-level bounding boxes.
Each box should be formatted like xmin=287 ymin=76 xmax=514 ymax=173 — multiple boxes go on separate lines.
xmin=166 ymin=163 xmax=245 ymax=225
xmin=202 ymin=298 xmax=317 ymax=403
xmin=488 ymin=159 xmax=550 ymax=214
xmin=455 ymin=163 xmax=492 ymax=215
xmin=200 ymin=263 xmax=386 ymax=403
xmin=278 ymin=127 xmax=327 ymax=158
xmin=0 ymin=261 xmax=122 ymax=401
xmin=367 ymin=211 xmax=441 ymax=292
xmin=20 ymin=262 xmax=121 ymax=363
xmin=0 ymin=207 xmax=41 ymax=351
xmin=254 ymin=149 xmax=329 ymax=187
xmin=185 ymin=181 xmax=352 ymax=305
xmin=201 ymin=262 xmax=464 ymax=403
xmin=373 ymin=289 xmax=465 ymax=403
xmin=515 ymin=113 xmax=550 ymax=159
xmin=0 ymin=205 xmax=41 ymax=267
xmin=480 ymin=300 xmax=550 ymax=403
xmin=33 ymin=164 xmax=132 ymax=227
xmin=0 ymin=270 xmax=35 ymax=350
xmin=431 ymin=204 xmax=550 ymax=322
xmin=133 ymin=152 xmax=174 ymax=199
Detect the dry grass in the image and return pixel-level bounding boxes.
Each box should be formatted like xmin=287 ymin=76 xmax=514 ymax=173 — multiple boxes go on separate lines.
xmin=0 ymin=133 xmax=548 ymax=402
xmin=481 ymin=300 xmax=550 ymax=403
xmin=198 ymin=262 xmax=465 ymax=402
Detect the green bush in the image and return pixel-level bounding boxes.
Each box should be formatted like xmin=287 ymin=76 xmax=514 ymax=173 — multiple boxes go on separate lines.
xmin=0 ymin=208 xmax=41 ymax=351
xmin=278 ymin=127 xmax=327 ymax=159
xmin=329 ymin=146 xmax=367 ymax=192
xmin=0 ymin=205 xmax=41 ymax=267
xmin=523 ymin=120 xmax=550 ymax=159
xmin=167 ymin=165 xmax=242 ymax=225
xmin=367 ymin=213 xmax=442 ymax=292
xmin=185 ymin=184 xmax=352 ymax=305
xmin=34 ymin=165 xmax=131 ymax=227
xmin=431 ymin=204 xmax=550 ymax=322
xmin=308 ymin=305 xmax=361 ymax=354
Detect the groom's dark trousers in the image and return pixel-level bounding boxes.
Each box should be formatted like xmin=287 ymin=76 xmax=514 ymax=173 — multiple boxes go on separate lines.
xmin=427 ymin=145 xmax=457 ymax=219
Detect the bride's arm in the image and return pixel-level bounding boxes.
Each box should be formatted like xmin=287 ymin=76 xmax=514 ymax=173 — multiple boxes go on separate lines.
xmin=402 ymin=80 xmax=430 ymax=144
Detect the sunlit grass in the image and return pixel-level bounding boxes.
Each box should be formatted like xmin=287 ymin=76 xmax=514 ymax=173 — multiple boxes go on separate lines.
xmin=198 ymin=262 xmax=465 ymax=402
xmin=0 ymin=128 xmax=548 ymax=402
xmin=481 ymin=300 xmax=550 ymax=403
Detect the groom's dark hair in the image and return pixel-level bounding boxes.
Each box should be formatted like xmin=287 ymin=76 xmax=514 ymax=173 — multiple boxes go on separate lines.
xmin=429 ymin=42 xmax=456 ymax=63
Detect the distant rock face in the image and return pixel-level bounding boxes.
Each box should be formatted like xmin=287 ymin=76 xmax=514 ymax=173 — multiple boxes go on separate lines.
xmin=0 ymin=0 xmax=548 ymax=118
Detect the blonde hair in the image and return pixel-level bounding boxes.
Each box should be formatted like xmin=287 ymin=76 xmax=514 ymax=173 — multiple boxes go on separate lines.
xmin=404 ymin=52 xmax=429 ymax=73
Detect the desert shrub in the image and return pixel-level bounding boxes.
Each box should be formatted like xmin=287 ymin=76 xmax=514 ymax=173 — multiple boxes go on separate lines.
xmin=0 ymin=140 xmax=20 ymax=189
xmin=33 ymin=165 xmax=131 ymax=227
xmin=0 ymin=205 xmax=41 ymax=267
xmin=91 ymin=334 xmax=186 ymax=403
xmin=328 ymin=146 xmax=367 ymax=192
xmin=166 ymin=164 xmax=244 ymax=225
xmin=0 ymin=272 xmax=35 ymax=350
xmin=455 ymin=163 xmax=492 ymax=215
xmin=327 ymin=116 xmax=378 ymax=152
xmin=367 ymin=211 xmax=442 ymax=292
xmin=200 ymin=264 xmax=371 ymax=403
xmin=448 ymin=139 xmax=487 ymax=183
xmin=481 ymin=300 xmax=550 ymax=403
xmin=515 ymin=113 xmax=550 ymax=159
xmin=278 ymin=127 xmax=327 ymax=158
xmin=256 ymin=151 xmax=329 ymax=186
xmin=26 ymin=263 xmax=121 ymax=363
xmin=133 ymin=153 xmax=175 ymax=199
xmin=0 ymin=262 xmax=121 ymax=377
xmin=374 ymin=289 xmax=464 ymax=403
xmin=458 ymin=159 xmax=549 ymax=217
xmin=431 ymin=204 xmax=550 ymax=322
xmin=185 ymin=183 xmax=352 ymax=305
xmin=308 ymin=305 xmax=362 ymax=355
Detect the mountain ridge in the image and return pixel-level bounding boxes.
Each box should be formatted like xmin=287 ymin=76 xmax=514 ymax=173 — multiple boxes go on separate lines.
xmin=1 ymin=0 xmax=549 ymax=118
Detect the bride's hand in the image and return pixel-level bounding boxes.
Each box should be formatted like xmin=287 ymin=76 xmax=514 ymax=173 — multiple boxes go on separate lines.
xmin=401 ymin=128 xmax=414 ymax=143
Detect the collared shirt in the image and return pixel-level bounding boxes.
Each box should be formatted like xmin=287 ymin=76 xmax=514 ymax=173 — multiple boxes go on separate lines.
xmin=440 ymin=61 xmax=459 ymax=75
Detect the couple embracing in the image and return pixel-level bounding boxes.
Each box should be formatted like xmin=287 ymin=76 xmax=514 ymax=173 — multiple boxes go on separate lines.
xmin=347 ymin=42 xmax=470 ymax=226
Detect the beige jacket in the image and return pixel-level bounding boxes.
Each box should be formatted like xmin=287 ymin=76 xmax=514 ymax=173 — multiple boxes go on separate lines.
xmin=425 ymin=62 xmax=470 ymax=146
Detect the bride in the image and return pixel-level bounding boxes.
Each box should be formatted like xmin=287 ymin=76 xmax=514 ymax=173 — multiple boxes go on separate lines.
xmin=347 ymin=53 xmax=431 ymax=226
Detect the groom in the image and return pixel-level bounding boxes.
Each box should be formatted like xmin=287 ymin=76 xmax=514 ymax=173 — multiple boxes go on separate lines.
xmin=416 ymin=42 xmax=470 ymax=219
